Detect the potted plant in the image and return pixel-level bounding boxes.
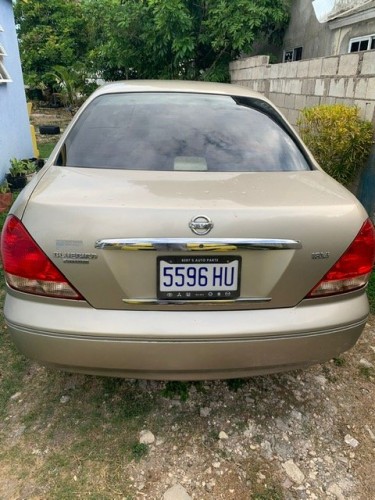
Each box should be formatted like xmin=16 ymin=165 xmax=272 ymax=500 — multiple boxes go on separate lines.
xmin=6 ymin=158 xmax=27 ymax=191
xmin=0 ymin=180 xmax=12 ymax=212
xmin=24 ymin=159 xmax=37 ymax=183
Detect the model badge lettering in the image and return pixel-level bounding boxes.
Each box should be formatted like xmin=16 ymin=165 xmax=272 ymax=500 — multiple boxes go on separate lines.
xmin=54 ymin=252 xmax=98 ymax=260
xmin=311 ymin=252 xmax=330 ymax=260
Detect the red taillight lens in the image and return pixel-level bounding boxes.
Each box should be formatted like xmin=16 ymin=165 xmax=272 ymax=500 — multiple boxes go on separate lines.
xmin=1 ymin=215 xmax=83 ymax=299
xmin=307 ymin=218 xmax=375 ymax=297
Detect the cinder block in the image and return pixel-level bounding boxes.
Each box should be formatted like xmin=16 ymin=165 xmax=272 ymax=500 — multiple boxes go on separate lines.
xmin=329 ymin=78 xmax=346 ymax=98
xmin=269 ymin=93 xmax=282 ymax=107
xmin=278 ymin=63 xmax=289 ymax=78
xmin=354 ymin=78 xmax=368 ymax=99
xmin=252 ymin=68 xmax=263 ymax=79
xmin=278 ymin=93 xmax=286 ymax=107
xmin=288 ymin=109 xmax=300 ymax=127
xmin=323 ymin=97 xmax=337 ymax=105
xmin=308 ymin=58 xmax=323 ymax=77
xmin=365 ymin=77 xmax=375 ymax=99
xmin=296 ymin=60 xmax=310 ymax=78
xmin=279 ymin=62 xmax=297 ymax=78
xmin=345 ymin=78 xmax=355 ymax=98
xmin=337 ymin=53 xmax=359 ymax=76
xmin=314 ymin=79 xmax=326 ymax=96
xmin=269 ymin=80 xmax=277 ymax=92
xmin=287 ymin=61 xmax=298 ymax=78
xmin=245 ymin=55 xmax=269 ymax=67
xmin=335 ymin=98 xmax=354 ymax=107
xmin=322 ymin=57 xmax=339 ymax=76
xmin=295 ymin=94 xmax=307 ymax=110
xmin=284 ymin=80 xmax=292 ymax=94
xmin=301 ymin=79 xmax=316 ymax=95
xmin=245 ymin=68 xmax=257 ymax=80
xmin=269 ymin=64 xmax=280 ymax=79
xmin=361 ymin=51 xmax=375 ymax=75
xmin=305 ymin=96 xmax=320 ymax=108
xmin=257 ymin=80 xmax=266 ymax=93
xmin=290 ymin=79 xmax=302 ymax=94
xmin=236 ymin=58 xmax=251 ymax=70
xmin=252 ymin=80 xmax=265 ymax=94
xmin=355 ymin=100 xmax=375 ymax=122
xmin=285 ymin=94 xmax=296 ymax=109
xmin=262 ymin=65 xmax=272 ymax=80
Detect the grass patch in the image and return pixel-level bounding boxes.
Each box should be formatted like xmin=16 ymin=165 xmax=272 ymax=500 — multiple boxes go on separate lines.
xmin=367 ymin=270 xmax=375 ymax=314
xmin=162 ymin=381 xmax=190 ymax=401
xmin=226 ymin=378 xmax=247 ymax=392
xmin=131 ymin=442 xmax=148 ymax=461
xmin=333 ymin=357 xmax=345 ymax=367
xmin=38 ymin=142 xmax=57 ymax=159
xmin=359 ymin=365 xmax=374 ymax=379
xmin=252 ymin=489 xmax=283 ymax=500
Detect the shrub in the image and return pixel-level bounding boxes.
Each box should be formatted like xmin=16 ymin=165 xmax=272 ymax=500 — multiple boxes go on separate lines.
xmin=297 ymin=104 xmax=373 ymax=186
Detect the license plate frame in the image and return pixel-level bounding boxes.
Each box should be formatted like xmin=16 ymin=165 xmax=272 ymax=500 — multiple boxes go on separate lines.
xmin=157 ymin=255 xmax=241 ymax=301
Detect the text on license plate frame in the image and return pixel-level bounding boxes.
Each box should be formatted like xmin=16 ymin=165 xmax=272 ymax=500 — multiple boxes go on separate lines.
xmin=157 ymin=255 xmax=241 ymax=300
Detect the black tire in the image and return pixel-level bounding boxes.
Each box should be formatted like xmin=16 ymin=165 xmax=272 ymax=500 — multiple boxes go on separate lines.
xmin=39 ymin=125 xmax=60 ymax=135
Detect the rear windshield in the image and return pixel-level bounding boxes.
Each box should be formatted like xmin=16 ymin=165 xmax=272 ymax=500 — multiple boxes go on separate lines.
xmin=58 ymin=92 xmax=311 ymax=172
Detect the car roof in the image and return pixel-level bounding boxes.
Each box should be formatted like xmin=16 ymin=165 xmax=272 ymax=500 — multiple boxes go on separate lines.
xmin=93 ymin=79 xmax=266 ymax=100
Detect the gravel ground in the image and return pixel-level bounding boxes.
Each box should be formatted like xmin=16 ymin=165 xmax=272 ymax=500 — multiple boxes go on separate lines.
xmin=124 ymin=317 xmax=375 ymax=499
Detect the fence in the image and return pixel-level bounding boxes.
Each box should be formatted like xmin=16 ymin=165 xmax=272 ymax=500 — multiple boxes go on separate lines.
xmin=229 ymin=53 xmax=375 ymax=128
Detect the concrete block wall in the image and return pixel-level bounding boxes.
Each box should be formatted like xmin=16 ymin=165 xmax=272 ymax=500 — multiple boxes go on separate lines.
xmin=230 ymin=52 xmax=375 ymax=128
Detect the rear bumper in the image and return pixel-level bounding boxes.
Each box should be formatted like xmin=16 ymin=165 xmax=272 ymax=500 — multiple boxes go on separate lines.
xmin=4 ymin=290 xmax=369 ymax=379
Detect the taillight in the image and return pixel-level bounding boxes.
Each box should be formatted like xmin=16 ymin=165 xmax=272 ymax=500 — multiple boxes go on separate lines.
xmin=307 ymin=218 xmax=375 ymax=298
xmin=0 ymin=215 xmax=83 ymax=299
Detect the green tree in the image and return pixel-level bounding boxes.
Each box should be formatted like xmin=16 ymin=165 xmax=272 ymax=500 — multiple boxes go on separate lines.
xmin=15 ymin=0 xmax=290 ymax=88
xmin=14 ymin=0 xmax=89 ymax=90
xmin=83 ymin=0 xmax=290 ymax=82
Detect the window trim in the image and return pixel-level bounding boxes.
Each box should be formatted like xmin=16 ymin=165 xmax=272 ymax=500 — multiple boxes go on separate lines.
xmin=0 ymin=60 xmax=12 ymax=84
xmin=0 ymin=43 xmax=7 ymax=56
xmin=348 ymin=34 xmax=375 ymax=53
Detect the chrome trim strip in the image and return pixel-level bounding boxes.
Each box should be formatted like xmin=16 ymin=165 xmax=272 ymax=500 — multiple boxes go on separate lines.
xmin=95 ymin=238 xmax=301 ymax=251
xmin=122 ymin=297 xmax=272 ymax=305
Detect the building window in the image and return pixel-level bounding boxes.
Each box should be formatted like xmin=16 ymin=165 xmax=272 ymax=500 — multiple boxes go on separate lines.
xmin=349 ymin=35 xmax=375 ymax=52
xmin=0 ymin=60 xmax=11 ymax=83
xmin=0 ymin=25 xmax=11 ymax=83
xmin=283 ymin=47 xmax=303 ymax=62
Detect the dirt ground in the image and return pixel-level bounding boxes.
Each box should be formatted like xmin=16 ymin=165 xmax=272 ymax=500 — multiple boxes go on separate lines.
xmin=30 ymin=106 xmax=72 ymax=145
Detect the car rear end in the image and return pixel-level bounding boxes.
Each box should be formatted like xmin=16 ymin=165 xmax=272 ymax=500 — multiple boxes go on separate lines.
xmin=2 ymin=81 xmax=374 ymax=379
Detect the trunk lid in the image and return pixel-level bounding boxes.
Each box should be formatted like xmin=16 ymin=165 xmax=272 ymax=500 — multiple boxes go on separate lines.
xmin=21 ymin=166 xmax=366 ymax=310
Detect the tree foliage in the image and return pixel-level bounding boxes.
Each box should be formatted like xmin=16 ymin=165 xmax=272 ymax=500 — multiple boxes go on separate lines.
xmin=15 ymin=0 xmax=290 ymax=88
xmin=84 ymin=0 xmax=290 ymax=82
xmin=14 ymin=0 xmax=89 ymax=89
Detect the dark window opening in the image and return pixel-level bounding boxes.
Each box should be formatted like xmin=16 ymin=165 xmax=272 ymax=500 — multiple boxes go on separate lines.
xmin=283 ymin=47 xmax=303 ymax=62
xmin=349 ymin=35 xmax=375 ymax=53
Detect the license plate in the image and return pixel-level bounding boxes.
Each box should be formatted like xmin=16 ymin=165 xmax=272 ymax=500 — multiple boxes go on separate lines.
xmin=157 ymin=256 xmax=241 ymax=300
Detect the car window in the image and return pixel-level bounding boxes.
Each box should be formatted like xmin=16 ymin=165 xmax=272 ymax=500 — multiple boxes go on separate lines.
xmin=58 ymin=93 xmax=311 ymax=172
